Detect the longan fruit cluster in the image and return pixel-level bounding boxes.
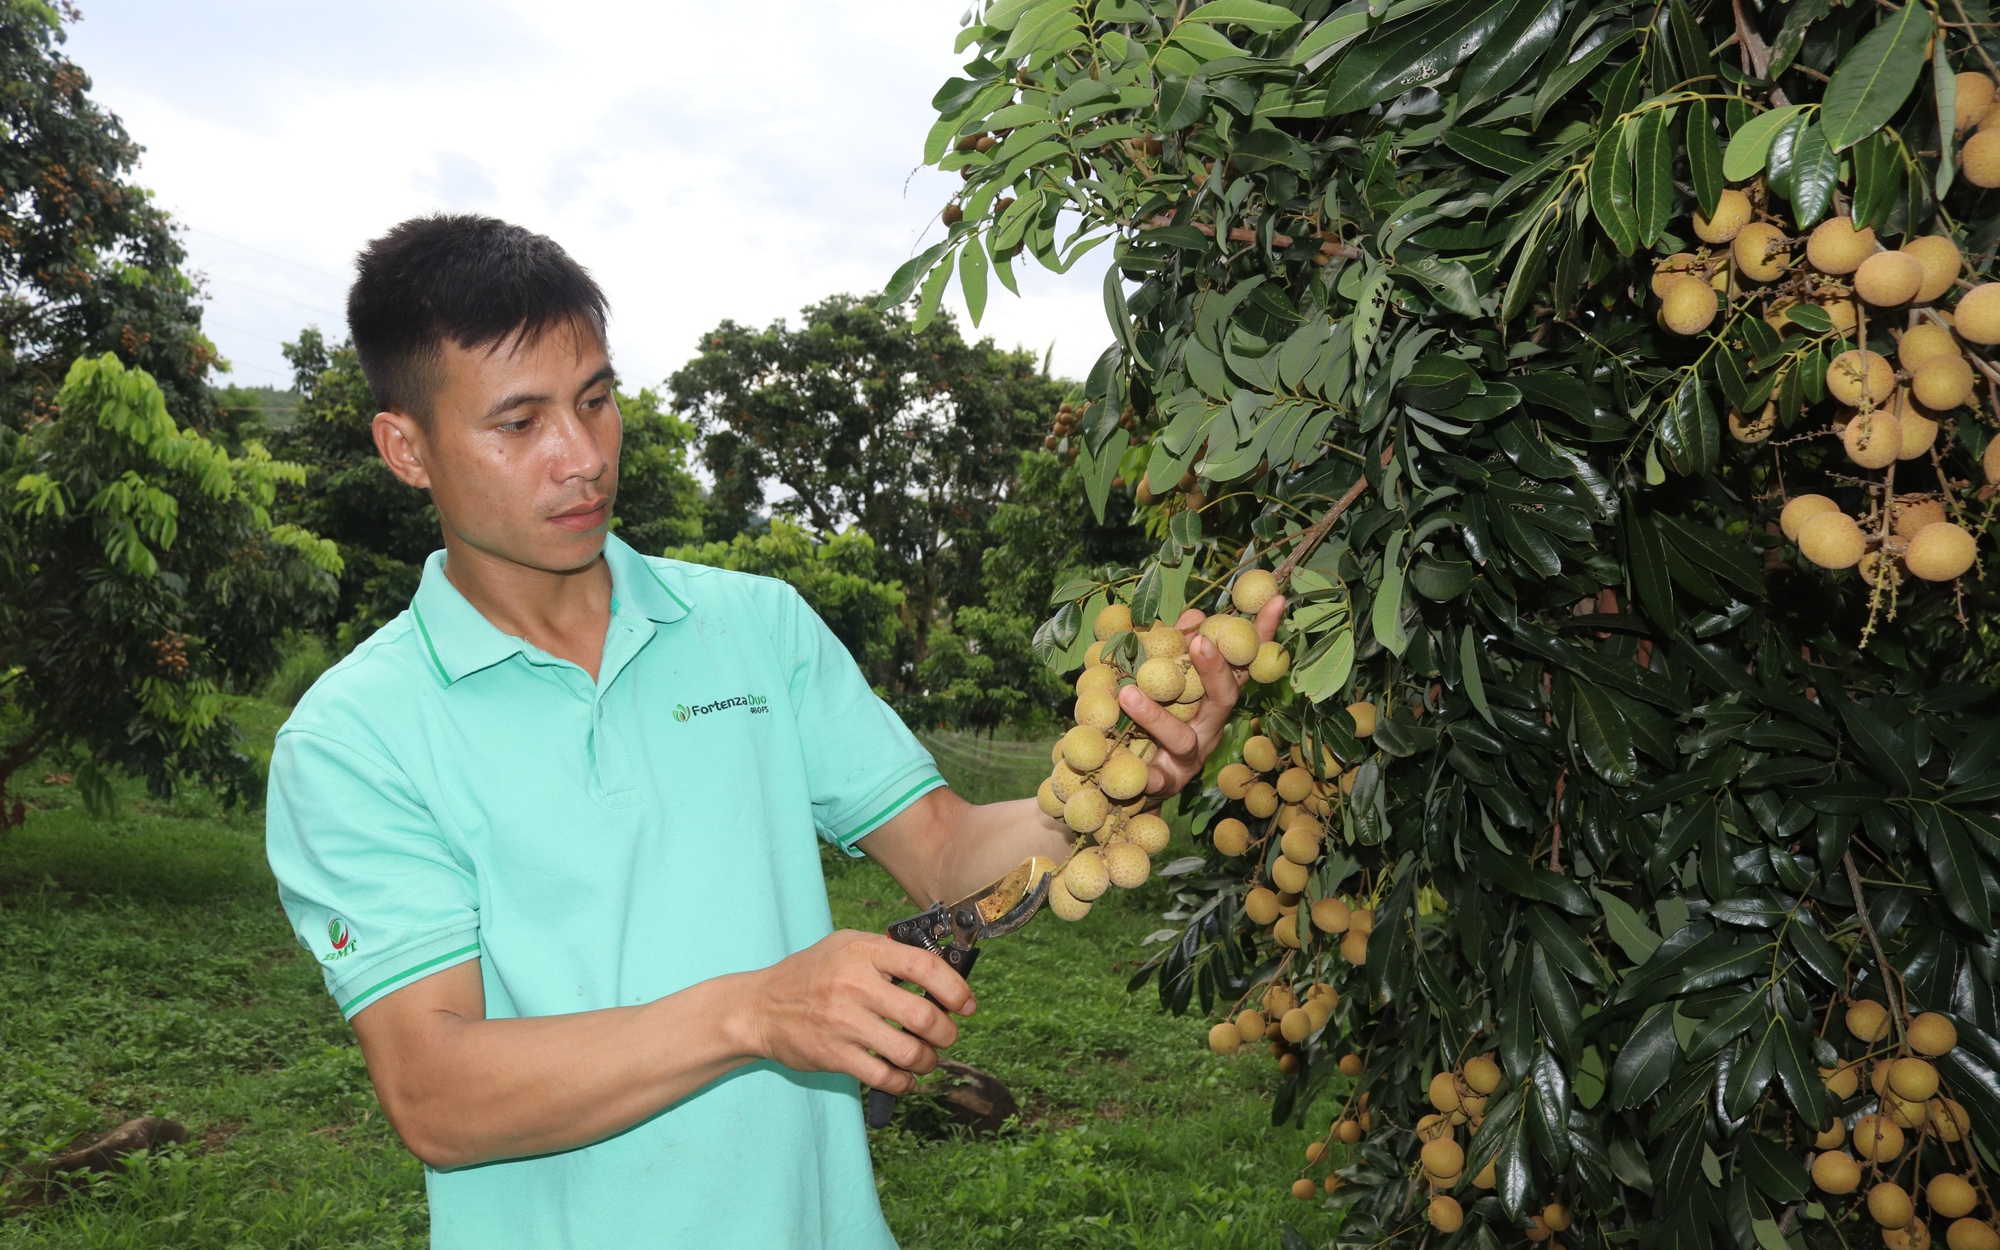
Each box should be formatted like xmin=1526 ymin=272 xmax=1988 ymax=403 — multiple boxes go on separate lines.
xmin=1958 ymin=71 xmax=2000 ymax=189
xmin=1207 ymin=979 xmax=1341 ymax=1078
xmin=1809 ymin=1006 xmax=1995 ymax=1250
xmin=1286 ymin=1086 xmax=1373 ymax=1202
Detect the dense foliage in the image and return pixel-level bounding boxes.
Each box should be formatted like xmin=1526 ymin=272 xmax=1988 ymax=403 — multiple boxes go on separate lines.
xmin=1 ymin=355 xmax=339 ymax=816
xmin=906 ymin=2 xmax=2000 ymax=1249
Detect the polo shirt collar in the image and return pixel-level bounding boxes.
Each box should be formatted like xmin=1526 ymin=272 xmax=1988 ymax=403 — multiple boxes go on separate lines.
xmin=408 ymin=534 xmax=693 ymax=686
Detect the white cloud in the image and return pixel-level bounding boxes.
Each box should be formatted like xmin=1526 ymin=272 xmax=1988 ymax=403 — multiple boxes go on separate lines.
xmin=63 ymin=0 xmax=1114 ymax=392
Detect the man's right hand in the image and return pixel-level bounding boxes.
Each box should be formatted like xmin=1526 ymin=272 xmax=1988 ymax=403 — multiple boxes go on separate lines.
xmin=742 ymin=929 xmax=976 ymax=1095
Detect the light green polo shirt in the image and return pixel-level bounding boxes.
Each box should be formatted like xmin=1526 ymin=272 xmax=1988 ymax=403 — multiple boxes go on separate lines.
xmin=265 ymin=533 xmax=942 ymax=1249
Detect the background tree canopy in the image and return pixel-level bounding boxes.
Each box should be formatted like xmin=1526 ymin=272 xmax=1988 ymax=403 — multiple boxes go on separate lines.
xmin=903 ymin=0 xmax=2000 ymax=1247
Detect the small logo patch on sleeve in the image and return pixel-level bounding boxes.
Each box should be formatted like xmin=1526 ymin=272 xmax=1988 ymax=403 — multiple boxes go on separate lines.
xmin=323 ymin=916 xmax=358 ymax=962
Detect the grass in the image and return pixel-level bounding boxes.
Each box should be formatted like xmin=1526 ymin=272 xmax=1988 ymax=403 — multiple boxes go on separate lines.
xmin=0 ymin=701 xmax=1331 ymax=1248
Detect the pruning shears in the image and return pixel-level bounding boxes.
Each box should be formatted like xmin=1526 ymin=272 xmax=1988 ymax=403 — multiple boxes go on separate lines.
xmin=863 ymin=855 xmax=1057 ymax=1129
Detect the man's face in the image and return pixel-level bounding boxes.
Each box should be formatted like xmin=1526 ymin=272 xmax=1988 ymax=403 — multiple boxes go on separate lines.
xmin=379 ymin=320 xmax=622 ymax=574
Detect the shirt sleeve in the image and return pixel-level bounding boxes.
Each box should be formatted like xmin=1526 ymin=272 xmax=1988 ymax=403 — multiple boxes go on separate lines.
xmin=781 ymin=588 xmax=945 ymax=857
xmin=265 ymin=727 xmax=483 ymax=1019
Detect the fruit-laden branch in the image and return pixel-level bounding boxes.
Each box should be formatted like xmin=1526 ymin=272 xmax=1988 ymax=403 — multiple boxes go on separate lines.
xmin=1845 ymin=850 xmax=1908 ymax=1046
xmin=1144 ymin=215 xmax=1363 ymax=260
xmin=1273 ymin=446 xmax=1398 ymax=584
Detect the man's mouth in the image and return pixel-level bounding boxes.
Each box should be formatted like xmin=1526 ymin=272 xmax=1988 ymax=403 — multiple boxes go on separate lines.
xmin=549 ymin=500 xmax=610 ymax=533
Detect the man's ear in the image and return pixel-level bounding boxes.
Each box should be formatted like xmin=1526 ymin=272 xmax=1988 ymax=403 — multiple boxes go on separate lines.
xmin=372 ymin=411 xmax=432 ymax=490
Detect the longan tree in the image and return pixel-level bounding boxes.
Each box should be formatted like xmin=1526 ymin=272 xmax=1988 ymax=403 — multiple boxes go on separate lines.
xmin=897 ymin=2 xmax=2000 ymax=1249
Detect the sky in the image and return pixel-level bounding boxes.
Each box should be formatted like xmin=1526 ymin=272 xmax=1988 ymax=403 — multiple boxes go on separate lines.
xmin=62 ymin=0 xmax=1113 ymax=395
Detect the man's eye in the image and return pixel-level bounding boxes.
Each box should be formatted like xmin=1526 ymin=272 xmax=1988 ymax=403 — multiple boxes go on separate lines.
xmin=500 ymin=417 xmax=534 ymax=434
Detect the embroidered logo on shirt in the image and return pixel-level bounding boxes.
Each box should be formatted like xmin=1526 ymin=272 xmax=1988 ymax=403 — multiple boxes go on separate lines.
xmin=673 ymin=693 xmax=769 ymax=722
xmin=323 ymin=916 xmax=358 ymax=962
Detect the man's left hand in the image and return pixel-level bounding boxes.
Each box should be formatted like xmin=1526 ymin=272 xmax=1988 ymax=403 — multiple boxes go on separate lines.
xmin=1117 ymin=594 xmax=1287 ymax=799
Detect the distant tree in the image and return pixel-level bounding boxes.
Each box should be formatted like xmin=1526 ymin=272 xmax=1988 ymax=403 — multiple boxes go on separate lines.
xmin=663 ymin=518 xmax=903 ymax=680
xmin=0 ymin=2 xmax=223 ymax=437
xmin=905 ymin=605 xmax=1066 ymax=734
xmin=273 ymin=330 xmax=707 ymax=650
xmin=1 ymin=354 xmax=339 ymax=820
xmin=668 ymin=295 xmax=1063 ymax=680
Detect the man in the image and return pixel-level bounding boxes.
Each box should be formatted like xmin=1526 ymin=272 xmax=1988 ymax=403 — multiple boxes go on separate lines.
xmin=265 ymin=214 xmax=1282 ymax=1248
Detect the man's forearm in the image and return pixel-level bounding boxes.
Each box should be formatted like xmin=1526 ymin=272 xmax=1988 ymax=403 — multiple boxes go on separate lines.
xmin=357 ymin=965 xmax=761 ymax=1170
xmin=863 ymin=791 xmax=1074 ymax=908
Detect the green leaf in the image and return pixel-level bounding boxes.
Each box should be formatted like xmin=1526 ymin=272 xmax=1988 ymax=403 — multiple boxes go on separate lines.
xmin=1461 ymin=625 xmax=1495 ymax=727
xmin=1082 ymin=428 xmax=1130 ymax=524
xmin=1293 ymin=625 xmax=1355 ymax=703
xmin=1526 ymin=905 xmax=1607 ymax=988
xmin=912 ymin=247 xmax=957 ymax=331
xmin=1594 ymin=887 xmax=1662 ymax=964
xmin=1607 ymin=1003 xmax=1677 ymax=1109
xmin=1322 ymin=0 xmax=1517 ymax=116
xmin=959 ymin=235 xmax=990 ymax=326
xmin=1659 ymin=373 xmax=1719 ymax=475
xmin=1920 ymin=807 xmax=1996 ymax=931
xmin=1722 ymin=103 xmax=1808 ymax=180
xmin=1588 ymin=122 xmax=1638 ymax=256
xmin=1851 ymin=130 xmax=1902 ymax=230
xmin=1372 ymin=530 xmax=1410 ymax=656
xmin=1821 ymin=3 xmax=1935 ymax=151
xmin=1687 ymin=106 xmax=1724 ymax=218
xmin=1533 ymin=28 xmax=1635 ymax=128
xmin=1165 ymin=20 xmax=1244 ymax=62
xmin=1398 ymin=256 xmax=1485 ymax=317
xmin=1833 ymin=699 xmax=1921 ymax=793
xmin=880 ymin=240 xmax=951 ymax=309
xmin=1460 ymin=0 xmax=1563 ymax=109
xmin=1289 ymin=3 xmax=1371 ymax=66
xmin=1531 ymin=943 xmax=1582 ymax=1064
xmin=1788 ymin=122 xmax=1838 ymax=227
xmin=1738 ymin=1134 xmax=1808 ymax=1202
xmin=1572 ymin=680 xmax=1637 ymax=786
xmin=1633 ymin=107 xmax=1675 ymax=247
xmin=1181 ymin=0 xmax=1301 ymax=31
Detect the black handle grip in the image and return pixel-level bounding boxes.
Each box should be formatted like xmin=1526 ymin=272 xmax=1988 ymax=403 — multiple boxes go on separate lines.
xmin=862 ymin=944 xmax=981 ymax=1129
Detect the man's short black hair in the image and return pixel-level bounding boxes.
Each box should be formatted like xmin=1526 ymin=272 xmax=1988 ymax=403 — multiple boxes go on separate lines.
xmin=347 ymin=214 xmax=609 ymax=420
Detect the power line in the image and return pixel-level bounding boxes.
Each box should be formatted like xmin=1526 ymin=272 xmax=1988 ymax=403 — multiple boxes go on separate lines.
xmin=187 ymin=226 xmax=349 ymax=283
xmin=201 ymin=271 xmax=342 ymax=319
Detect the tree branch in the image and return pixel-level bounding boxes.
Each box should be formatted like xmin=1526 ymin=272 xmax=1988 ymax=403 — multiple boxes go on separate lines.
xmin=1273 ymin=446 xmax=1397 ymax=584
xmin=1844 ymin=850 xmax=1908 ymax=1046
xmin=1145 ymin=214 xmax=1363 ymax=259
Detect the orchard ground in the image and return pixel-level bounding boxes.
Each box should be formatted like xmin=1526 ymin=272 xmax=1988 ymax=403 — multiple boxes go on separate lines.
xmin=0 ymin=706 xmax=1333 ymax=1248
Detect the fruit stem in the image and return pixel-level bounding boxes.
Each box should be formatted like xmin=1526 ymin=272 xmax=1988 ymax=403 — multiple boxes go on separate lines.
xmin=1843 ymin=851 xmax=1908 ymax=1051
xmin=1273 ymin=445 xmax=1397 ymax=584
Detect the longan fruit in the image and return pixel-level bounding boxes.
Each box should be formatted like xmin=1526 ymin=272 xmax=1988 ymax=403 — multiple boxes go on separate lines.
xmin=1733 ymin=221 xmax=1790 ymax=281
xmin=1888 ymin=1057 xmax=1940 ymax=1102
xmin=1900 ymin=322 xmax=1961 ymax=371
xmin=1103 ymin=841 xmax=1151 ymax=889
xmin=1340 ymin=927 xmax=1369 ymax=965
xmin=1525 ymin=1215 xmax=1554 ymax=1242
xmin=1280 ymin=824 xmax=1321 ymax=866
xmin=1242 ymin=734 xmax=1279 ymax=773
xmin=1271 ymin=855 xmax=1310 ymax=893
xmin=1211 ymin=816 xmax=1250 ymax=856
xmin=1262 ymin=984 xmax=1297 ymax=1016
xmin=1278 ymin=1051 xmax=1302 ymax=1075
xmin=1816 ymin=1119 xmax=1847 ymax=1149
xmin=1134 ymin=656 xmax=1183 ymax=703
xmin=1900 ymin=411 xmax=1941 ymax=459
xmin=1907 ymin=522 xmax=1977 ymax=581
xmin=1051 ymin=760 xmax=1087 ymax=802
xmin=1083 ymin=640 xmax=1105 ymax=667
xmin=1036 ymin=777 xmax=1065 ymax=818
xmin=1871 ymin=1182 xmax=1917 ymax=1229
xmin=1988 ymin=438 xmax=2000 ymax=484
xmin=1334 ymin=1116 xmax=1362 ymax=1142
xmin=1125 ymin=813 xmax=1169 ymax=855
xmin=1063 ymin=846 xmax=1110 ymax=900
xmin=1208 ymin=1021 xmax=1241 ymax=1054
xmin=1201 ymin=613 xmax=1260 ymax=665
xmin=1845 ymin=411 xmax=1903 ymax=469
xmin=1064 ymin=786 xmax=1109 ymax=834
xmin=1965 ymin=128 xmax=2000 ymax=188
xmin=1290 ymin=1177 xmax=1317 ymax=1201
xmin=1247 ymin=641 xmax=1290 ymax=684
xmin=1857 ymin=250 xmax=1926 ymax=306
xmin=1463 ymin=1054 xmax=1502 ymax=1094
xmin=1062 ymin=725 xmax=1111 ymax=773
xmin=1782 ymin=494 xmax=1841 ymax=541
xmin=1915 ymin=355 xmax=1976 ymax=409
xmin=1175 ymin=664 xmax=1205 ymax=705
xmin=1694 ymin=188 xmax=1752 ymax=243
xmin=1730 ymin=404 xmax=1776 ymax=443
xmin=1910 ymin=1012 xmax=1959 ymax=1056
xmin=1854 ymin=1114 xmax=1905 ymax=1162
xmin=1429 ymin=1071 xmax=1463 ymax=1113
xmin=1799 ymin=511 xmax=1866 ymax=570
xmin=1233 ymin=568 xmax=1280 ymax=614
xmin=1245 ymin=781 xmax=1279 ymax=817
xmin=1346 ymin=701 xmax=1377 ymax=737
xmin=1280 ymin=1007 xmax=1313 ymax=1043
xmin=1075 ymin=664 xmax=1120 ymax=700
xmin=1544 ymin=1203 xmax=1573 ymax=1233
xmin=1141 ymin=621 xmax=1187 ymax=658
xmin=1829 ymin=350 xmax=1898 ymax=406
xmin=1652 ymin=252 xmax=1700 ymax=295
xmin=1958 ymin=72 xmax=1998 ymax=133
xmin=1895 ymin=500 xmax=1948 ymax=538
xmin=1075 ymin=689 xmax=1121 ymax=730
xmin=1873 ymin=1058 xmax=1895 ymax=1096
xmin=1951 ymin=1224 xmax=2000 ymax=1250
xmin=1957 ymin=282 xmax=2000 ymax=343
xmin=1859 ymin=550 xmax=1903 ymax=590
xmin=1093 ymin=602 xmax=1133 ymax=640
xmin=1420 ymin=1137 xmax=1464 ymax=1178
xmin=1661 ymin=276 xmax=1719 ymax=335
xmin=1274 ymin=766 xmax=1313 ymax=804
xmin=1429 ymin=1195 xmax=1464 ymax=1232
xmin=1337 ymin=1054 xmax=1363 ymax=1078
xmin=1932 ymin=1174 xmax=1980 ymax=1220
xmin=1245 ymin=887 xmax=1281 ymax=925
xmin=1217 ymin=763 xmax=1255 ymax=800
xmin=1305 ymin=1139 xmax=1327 ymax=1163
xmin=1906 ymin=235 xmax=1963 ymax=302
xmin=1848 ymin=999 xmax=1892 ymax=1041
xmin=1097 ymin=748 xmax=1149 ymax=801
xmin=1235 ymin=1008 xmax=1267 ymax=1044
xmin=1889 ymin=1223 xmax=1936 ymax=1250
xmin=1813 ymin=1150 xmax=1863 ymax=1194
xmin=1311 ymin=896 xmax=1352 ymax=934
xmin=1350 ymin=907 xmax=1375 ymax=935
xmin=1273 ymin=914 xmax=1303 ymax=948
xmin=1808 ymin=217 xmax=1876 ymax=275
xmin=1823 ymin=296 xmax=1860 ymax=334
xmin=1048 ymin=873 xmax=1093 ymax=921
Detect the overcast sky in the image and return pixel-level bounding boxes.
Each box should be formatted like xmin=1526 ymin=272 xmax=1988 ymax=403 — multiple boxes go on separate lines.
xmin=63 ymin=0 xmax=1111 ymax=396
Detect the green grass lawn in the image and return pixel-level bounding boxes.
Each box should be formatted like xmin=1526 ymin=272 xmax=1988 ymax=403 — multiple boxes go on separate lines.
xmin=0 ymin=705 xmax=1330 ymax=1248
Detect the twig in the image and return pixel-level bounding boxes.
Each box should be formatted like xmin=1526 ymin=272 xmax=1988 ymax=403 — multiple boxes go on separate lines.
xmin=1844 ymin=850 xmax=1908 ymax=1047
xmin=1273 ymin=446 xmax=1398 ymax=583
xmin=1145 ymin=214 xmax=1363 ymax=259
xmin=1950 ymin=0 xmax=2000 ymax=87
xmin=1731 ymin=0 xmax=1790 ymax=106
